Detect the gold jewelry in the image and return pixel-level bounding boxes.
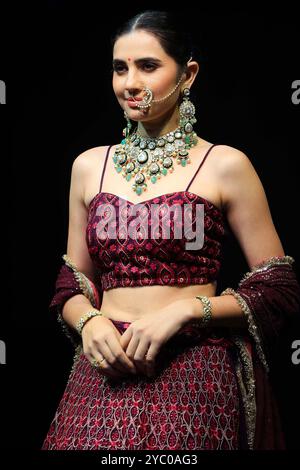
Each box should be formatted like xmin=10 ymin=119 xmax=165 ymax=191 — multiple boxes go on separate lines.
xmin=189 ymin=295 xmax=212 ymax=329
xmin=75 ymin=309 xmax=103 ymax=336
xmin=91 ymin=357 xmax=105 ymax=369
xmin=135 ymin=75 xmax=184 ymax=109
xmin=91 ymin=358 xmax=99 ymax=368
xmin=116 ymin=88 xmax=198 ymax=196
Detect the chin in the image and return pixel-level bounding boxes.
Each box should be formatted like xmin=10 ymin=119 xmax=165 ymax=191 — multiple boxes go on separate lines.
xmin=126 ymin=109 xmax=152 ymax=121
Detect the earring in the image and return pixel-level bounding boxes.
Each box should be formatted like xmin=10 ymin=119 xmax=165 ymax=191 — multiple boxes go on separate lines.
xmin=179 ymin=88 xmax=197 ymax=137
xmin=123 ymin=111 xmax=132 ymax=138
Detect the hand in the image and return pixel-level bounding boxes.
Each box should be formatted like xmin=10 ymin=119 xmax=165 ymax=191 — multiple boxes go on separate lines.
xmin=81 ymin=315 xmax=137 ymax=380
xmin=119 ymin=299 xmax=193 ymax=378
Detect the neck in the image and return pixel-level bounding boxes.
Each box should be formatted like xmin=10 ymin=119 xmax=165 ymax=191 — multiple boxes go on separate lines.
xmin=136 ymin=105 xmax=179 ymax=139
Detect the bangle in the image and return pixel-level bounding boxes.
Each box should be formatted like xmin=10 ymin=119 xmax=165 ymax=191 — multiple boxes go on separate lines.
xmin=189 ymin=295 xmax=212 ymax=328
xmin=75 ymin=309 xmax=103 ymax=336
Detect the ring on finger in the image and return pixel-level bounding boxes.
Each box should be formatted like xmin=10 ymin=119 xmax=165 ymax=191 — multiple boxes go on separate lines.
xmin=91 ymin=357 xmax=106 ymax=369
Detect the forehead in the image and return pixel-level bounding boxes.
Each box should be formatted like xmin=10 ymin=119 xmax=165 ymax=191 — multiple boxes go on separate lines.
xmin=113 ymin=30 xmax=169 ymax=60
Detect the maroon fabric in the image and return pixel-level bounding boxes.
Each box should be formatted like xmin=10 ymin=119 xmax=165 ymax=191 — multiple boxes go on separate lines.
xmin=47 ymin=176 xmax=300 ymax=450
xmin=49 ymin=264 xmax=82 ymax=312
xmin=233 ymin=261 xmax=300 ymax=449
xmin=236 ymin=257 xmax=300 ymax=450
xmin=86 ymin=191 xmax=225 ymax=290
xmin=253 ymin=358 xmax=285 ymax=449
xmin=49 ymin=263 xmax=103 ymax=314
xmin=236 ymin=262 xmax=300 ymax=364
xmin=48 ymin=263 xmax=103 ymax=345
xmin=42 ymin=321 xmax=242 ymax=450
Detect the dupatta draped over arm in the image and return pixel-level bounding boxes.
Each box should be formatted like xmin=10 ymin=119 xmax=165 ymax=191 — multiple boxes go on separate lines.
xmin=48 ymin=254 xmax=300 ymax=449
xmin=221 ymin=255 xmax=300 ymax=448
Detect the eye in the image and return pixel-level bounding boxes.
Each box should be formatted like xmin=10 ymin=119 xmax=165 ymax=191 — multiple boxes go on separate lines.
xmin=141 ymin=62 xmax=157 ymax=71
xmin=113 ymin=64 xmax=127 ymax=73
xmin=112 ymin=62 xmax=158 ymax=74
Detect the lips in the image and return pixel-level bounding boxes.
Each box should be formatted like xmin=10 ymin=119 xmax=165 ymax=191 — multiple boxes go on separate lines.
xmin=126 ymin=97 xmax=143 ymax=101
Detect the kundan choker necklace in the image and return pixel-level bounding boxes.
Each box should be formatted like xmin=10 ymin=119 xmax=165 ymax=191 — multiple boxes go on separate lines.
xmin=113 ymin=88 xmax=198 ymax=195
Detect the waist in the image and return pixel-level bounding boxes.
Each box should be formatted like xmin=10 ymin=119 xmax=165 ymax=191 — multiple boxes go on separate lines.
xmin=99 ymin=269 xmax=218 ymax=291
xmin=100 ymin=282 xmax=217 ymax=322
xmin=110 ymin=318 xmax=234 ymax=350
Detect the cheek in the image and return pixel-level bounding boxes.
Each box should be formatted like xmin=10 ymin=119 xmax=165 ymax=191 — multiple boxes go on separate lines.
xmin=112 ymin=76 xmax=122 ymax=96
xmin=151 ymin=75 xmax=177 ymax=97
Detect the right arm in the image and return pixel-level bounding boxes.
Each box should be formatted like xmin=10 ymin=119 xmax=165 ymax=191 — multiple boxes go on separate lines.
xmin=61 ymin=149 xmax=99 ymax=329
xmin=62 ymin=148 xmax=137 ymax=378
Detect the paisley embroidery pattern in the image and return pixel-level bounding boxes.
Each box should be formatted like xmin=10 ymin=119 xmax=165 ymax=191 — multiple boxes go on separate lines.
xmin=42 ymin=321 xmax=240 ymax=450
xmin=86 ymin=191 xmax=225 ymax=290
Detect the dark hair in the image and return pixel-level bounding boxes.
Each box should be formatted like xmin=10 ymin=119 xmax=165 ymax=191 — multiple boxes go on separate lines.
xmin=111 ymin=10 xmax=195 ymax=73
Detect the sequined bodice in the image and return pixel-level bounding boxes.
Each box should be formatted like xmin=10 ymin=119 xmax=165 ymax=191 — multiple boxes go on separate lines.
xmin=86 ymin=190 xmax=225 ymax=290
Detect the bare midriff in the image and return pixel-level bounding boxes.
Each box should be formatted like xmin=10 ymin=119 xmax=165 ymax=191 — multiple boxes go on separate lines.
xmin=100 ymin=282 xmax=217 ymax=322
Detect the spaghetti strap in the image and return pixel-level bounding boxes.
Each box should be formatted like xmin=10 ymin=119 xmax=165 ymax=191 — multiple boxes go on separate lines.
xmin=186 ymin=143 xmax=219 ymax=191
xmin=99 ymin=145 xmax=113 ymax=192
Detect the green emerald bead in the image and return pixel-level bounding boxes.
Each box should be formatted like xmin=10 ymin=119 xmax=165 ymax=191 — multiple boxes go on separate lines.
xmin=184 ymin=136 xmax=191 ymax=144
xmin=126 ymin=174 xmax=132 ymax=181
xmin=151 ymin=176 xmax=157 ymax=183
xmin=121 ymin=138 xmax=126 ymax=144
xmin=136 ymin=186 xmax=143 ymax=195
xmin=181 ymin=159 xmax=187 ymax=167
xmin=113 ymin=155 xmax=118 ymax=163
xmin=116 ymin=167 xmax=122 ymax=173
xmin=161 ymin=168 xmax=167 ymax=175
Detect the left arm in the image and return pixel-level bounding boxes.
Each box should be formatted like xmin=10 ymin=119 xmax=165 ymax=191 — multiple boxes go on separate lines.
xmin=187 ymin=145 xmax=286 ymax=326
xmin=217 ymin=146 xmax=285 ymax=267
xmin=120 ymin=147 xmax=300 ymax=374
xmin=184 ymin=146 xmax=300 ymax=369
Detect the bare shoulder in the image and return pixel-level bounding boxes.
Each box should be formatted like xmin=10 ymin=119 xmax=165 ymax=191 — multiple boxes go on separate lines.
xmin=212 ymin=144 xmax=253 ymax=178
xmin=71 ymin=145 xmax=109 ymax=175
xmin=71 ymin=145 xmax=118 ymax=209
xmin=212 ymin=144 xmax=266 ymax=212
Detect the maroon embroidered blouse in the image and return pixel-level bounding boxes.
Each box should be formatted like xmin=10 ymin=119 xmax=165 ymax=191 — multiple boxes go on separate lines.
xmin=86 ymin=144 xmax=225 ymax=290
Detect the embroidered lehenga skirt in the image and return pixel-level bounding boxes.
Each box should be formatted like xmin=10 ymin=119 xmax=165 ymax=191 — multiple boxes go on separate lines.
xmin=42 ymin=320 xmax=242 ymax=450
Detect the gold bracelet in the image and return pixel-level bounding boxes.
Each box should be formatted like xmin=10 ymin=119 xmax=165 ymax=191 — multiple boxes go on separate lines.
xmin=189 ymin=295 xmax=212 ymax=329
xmin=75 ymin=309 xmax=103 ymax=336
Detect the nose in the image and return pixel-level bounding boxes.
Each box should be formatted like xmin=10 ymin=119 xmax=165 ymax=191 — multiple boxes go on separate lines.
xmin=124 ymin=68 xmax=142 ymax=96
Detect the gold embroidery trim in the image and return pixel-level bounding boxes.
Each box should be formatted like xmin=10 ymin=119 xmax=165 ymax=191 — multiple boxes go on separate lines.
xmin=239 ymin=255 xmax=295 ymax=285
xmin=62 ymin=254 xmax=98 ymax=308
xmin=221 ymin=288 xmax=269 ymax=372
xmin=54 ymin=254 xmax=99 ymax=347
xmin=231 ymin=334 xmax=256 ymax=449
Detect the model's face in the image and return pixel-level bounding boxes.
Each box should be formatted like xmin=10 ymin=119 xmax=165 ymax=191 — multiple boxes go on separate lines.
xmin=112 ymin=30 xmax=182 ymax=122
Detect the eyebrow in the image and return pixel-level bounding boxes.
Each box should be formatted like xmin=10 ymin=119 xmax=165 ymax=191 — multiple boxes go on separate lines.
xmin=112 ymin=57 xmax=163 ymax=66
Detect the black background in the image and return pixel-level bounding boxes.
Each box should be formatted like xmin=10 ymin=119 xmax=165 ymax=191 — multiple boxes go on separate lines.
xmin=1 ymin=1 xmax=299 ymax=461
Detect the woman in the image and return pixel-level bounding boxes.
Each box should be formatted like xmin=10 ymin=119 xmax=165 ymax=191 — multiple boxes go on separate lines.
xmin=42 ymin=11 xmax=300 ymax=450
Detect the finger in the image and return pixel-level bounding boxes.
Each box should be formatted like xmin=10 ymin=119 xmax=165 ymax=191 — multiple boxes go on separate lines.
xmin=97 ymin=341 xmax=129 ymax=374
xmin=119 ymin=327 xmax=133 ymax=351
xmin=86 ymin=350 xmax=122 ymax=378
xmin=92 ymin=350 xmax=127 ymax=378
xmin=99 ymin=362 xmax=127 ymax=379
xmin=125 ymin=335 xmax=139 ymax=362
xmin=103 ymin=337 xmax=137 ymax=374
xmin=126 ymin=337 xmax=149 ymax=375
xmin=144 ymin=342 xmax=160 ymax=377
xmin=132 ymin=340 xmax=151 ymax=375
